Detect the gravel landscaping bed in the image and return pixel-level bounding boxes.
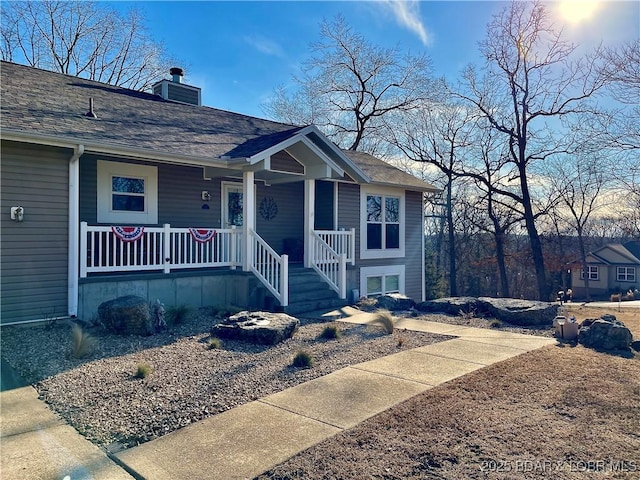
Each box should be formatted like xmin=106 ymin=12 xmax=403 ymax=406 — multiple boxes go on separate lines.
xmin=1 ymin=308 xmax=447 ymax=450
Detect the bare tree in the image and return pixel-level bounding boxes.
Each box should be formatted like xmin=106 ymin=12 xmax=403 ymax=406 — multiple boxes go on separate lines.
xmin=550 ymin=155 xmax=612 ymax=301
xmin=1 ymin=1 xmax=177 ymax=91
xmin=386 ymin=93 xmax=476 ymax=296
xmin=263 ymin=15 xmax=434 ymax=154
xmin=463 ymin=126 xmax=522 ymax=298
xmin=455 ymin=0 xmax=608 ymax=300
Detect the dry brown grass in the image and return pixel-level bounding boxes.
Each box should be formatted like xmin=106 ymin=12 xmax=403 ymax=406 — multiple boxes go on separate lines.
xmin=260 ymin=341 xmax=640 ymax=479
xmin=563 ymin=304 xmax=639 ymax=337
xmin=368 ymin=309 xmax=395 ymax=334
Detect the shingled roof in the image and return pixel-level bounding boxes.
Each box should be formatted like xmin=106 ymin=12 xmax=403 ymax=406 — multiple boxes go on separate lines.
xmin=1 ymin=61 xmax=438 ymax=191
xmin=343 ymin=151 xmax=439 ymax=192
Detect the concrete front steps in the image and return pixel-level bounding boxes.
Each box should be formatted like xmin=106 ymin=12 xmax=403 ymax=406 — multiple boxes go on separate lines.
xmin=284 ymin=265 xmax=348 ymax=315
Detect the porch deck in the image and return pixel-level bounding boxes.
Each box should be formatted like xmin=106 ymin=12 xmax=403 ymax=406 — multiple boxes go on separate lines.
xmin=80 ymin=223 xmax=354 ymax=309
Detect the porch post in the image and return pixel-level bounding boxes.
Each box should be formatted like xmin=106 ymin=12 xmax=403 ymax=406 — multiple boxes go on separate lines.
xmin=68 ymin=145 xmax=83 ymax=317
xmin=304 ymin=179 xmax=315 ymax=268
xmin=242 ymin=170 xmax=255 ymax=271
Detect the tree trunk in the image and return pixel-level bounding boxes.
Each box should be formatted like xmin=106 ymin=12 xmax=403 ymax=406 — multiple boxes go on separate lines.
xmin=446 ymin=178 xmax=457 ymax=296
xmin=519 ymin=165 xmax=549 ymax=300
xmin=494 ymin=229 xmax=510 ymax=298
xmin=577 ymin=227 xmax=591 ymax=301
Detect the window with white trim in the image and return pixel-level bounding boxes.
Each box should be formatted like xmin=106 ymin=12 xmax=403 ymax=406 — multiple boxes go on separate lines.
xmin=617 ymin=267 xmax=636 ymax=282
xmin=97 ymin=160 xmax=158 ymax=224
xmin=360 ymin=265 xmax=405 ymax=297
xmin=580 ymin=266 xmax=599 ymax=281
xmin=360 ymin=187 xmax=405 ymax=259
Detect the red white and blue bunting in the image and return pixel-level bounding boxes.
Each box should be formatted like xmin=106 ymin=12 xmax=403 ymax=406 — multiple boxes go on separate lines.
xmin=189 ymin=228 xmax=217 ymax=243
xmin=111 ymin=226 xmax=145 ymax=242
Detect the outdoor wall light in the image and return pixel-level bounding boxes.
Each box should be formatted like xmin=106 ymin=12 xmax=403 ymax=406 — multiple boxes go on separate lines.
xmin=201 ymin=191 xmax=211 ymax=201
xmin=10 ymin=206 xmax=24 ymax=222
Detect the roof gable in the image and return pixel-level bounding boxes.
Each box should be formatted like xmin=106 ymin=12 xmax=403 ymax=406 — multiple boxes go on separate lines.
xmin=585 ymin=242 xmax=640 ymax=266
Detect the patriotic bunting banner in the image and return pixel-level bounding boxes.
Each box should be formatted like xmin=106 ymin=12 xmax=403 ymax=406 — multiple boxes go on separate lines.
xmin=189 ymin=228 xmax=217 ymax=243
xmin=111 ymin=226 xmax=145 ymax=242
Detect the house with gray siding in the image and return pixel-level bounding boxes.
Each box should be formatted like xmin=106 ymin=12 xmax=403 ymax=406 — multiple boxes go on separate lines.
xmin=0 ymin=61 xmax=439 ymax=325
xmin=569 ymin=241 xmax=640 ymax=299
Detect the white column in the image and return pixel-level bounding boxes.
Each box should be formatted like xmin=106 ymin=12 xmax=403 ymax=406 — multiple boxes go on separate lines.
xmin=68 ymin=145 xmax=83 ymax=317
xmin=304 ymin=179 xmax=315 ymax=268
xmin=242 ymin=170 xmax=255 ymax=271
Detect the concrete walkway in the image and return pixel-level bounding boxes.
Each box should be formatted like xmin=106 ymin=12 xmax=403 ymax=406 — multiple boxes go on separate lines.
xmin=0 ymin=382 xmax=134 ymax=480
xmin=114 ymin=309 xmax=556 ymax=480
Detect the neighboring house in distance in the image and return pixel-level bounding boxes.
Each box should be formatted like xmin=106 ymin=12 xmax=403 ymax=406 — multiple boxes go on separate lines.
xmin=0 ymin=62 xmax=439 ymax=325
xmin=569 ymin=240 xmax=640 ymax=299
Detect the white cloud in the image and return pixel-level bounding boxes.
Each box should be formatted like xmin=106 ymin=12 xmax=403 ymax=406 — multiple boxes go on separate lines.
xmin=382 ymin=0 xmax=431 ymax=46
xmin=243 ymin=35 xmax=285 ymax=58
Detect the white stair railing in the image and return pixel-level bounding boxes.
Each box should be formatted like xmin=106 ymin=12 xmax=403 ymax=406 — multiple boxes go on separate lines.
xmin=315 ymin=228 xmax=355 ymax=265
xmin=249 ymin=229 xmax=288 ymax=307
xmin=311 ymin=231 xmax=347 ymax=299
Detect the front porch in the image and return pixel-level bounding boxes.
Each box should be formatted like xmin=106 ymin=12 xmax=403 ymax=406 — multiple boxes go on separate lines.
xmin=80 ymin=221 xmax=355 ymax=312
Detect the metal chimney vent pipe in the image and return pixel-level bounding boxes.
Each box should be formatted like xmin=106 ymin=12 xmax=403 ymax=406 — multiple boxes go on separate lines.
xmin=170 ymin=67 xmax=184 ymax=84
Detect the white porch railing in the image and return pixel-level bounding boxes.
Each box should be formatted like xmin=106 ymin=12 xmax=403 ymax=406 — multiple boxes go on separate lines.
xmin=311 ymin=231 xmax=347 ymax=299
xmin=80 ymin=222 xmax=242 ymax=277
xmin=249 ymin=229 xmax=288 ymax=307
xmin=315 ymin=228 xmax=355 ymax=266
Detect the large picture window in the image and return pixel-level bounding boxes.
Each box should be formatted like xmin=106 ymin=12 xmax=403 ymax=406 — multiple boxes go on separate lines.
xmin=360 ymin=187 xmax=405 ymax=259
xmin=97 ymin=161 xmax=158 ymax=224
xmin=617 ymin=267 xmax=636 ymax=282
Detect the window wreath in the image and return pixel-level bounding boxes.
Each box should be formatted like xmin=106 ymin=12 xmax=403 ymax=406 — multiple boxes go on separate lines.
xmin=259 ymin=196 xmax=278 ymax=220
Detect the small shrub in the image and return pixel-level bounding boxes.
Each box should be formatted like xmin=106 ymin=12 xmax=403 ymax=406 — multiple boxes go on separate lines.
xmin=357 ymin=296 xmax=379 ymax=312
xmin=207 ymin=337 xmax=222 ymax=350
xmin=70 ymin=324 xmax=96 ymax=358
xmin=292 ymin=350 xmax=314 ymax=368
xmin=488 ymin=319 xmax=502 ymax=329
xmin=458 ymin=307 xmax=476 ymax=321
xmin=397 ymin=335 xmax=406 ymax=348
xmin=166 ymin=304 xmax=191 ymax=325
xmin=369 ymin=309 xmax=395 ymax=334
xmin=319 ymin=325 xmax=342 ymax=340
xmin=135 ymin=363 xmax=152 ymax=379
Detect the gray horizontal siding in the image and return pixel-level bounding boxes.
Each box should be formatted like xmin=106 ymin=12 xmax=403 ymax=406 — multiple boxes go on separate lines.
xmin=336 ymin=182 xmax=360 ymax=243
xmin=256 ymin=182 xmax=304 ymax=256
xmin=338 ymin=182 xmax=424 ymax=301
xmin=1 ymin=141 xmax=69 ymax=323
xmin=404 ymin=190 xmax=424 ymax=301
xmin=167 ymin=83 xmax=199 ymax=105
xmin=80 ymin=156 xmax=223 ymax=228
xmin=272 ymin=151 xmax=304 ymax=174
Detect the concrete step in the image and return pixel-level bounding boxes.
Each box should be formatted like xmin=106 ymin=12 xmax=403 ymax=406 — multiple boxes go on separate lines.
xmin=289 ymin=278 xmax=333 ymax=294
xmin=285 ymin=297 xmax=349 ymax=316
xmin=289 ymin=286 xmax=339 ymax=303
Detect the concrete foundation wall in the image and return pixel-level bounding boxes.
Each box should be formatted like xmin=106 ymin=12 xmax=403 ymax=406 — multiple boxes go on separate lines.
xmin=78 ymin=272 xmax=269 ymax=321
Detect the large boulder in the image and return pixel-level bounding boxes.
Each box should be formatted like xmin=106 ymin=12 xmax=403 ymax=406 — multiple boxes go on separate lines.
xmin=212 ymin=311 xmax=299 ymax=345
xmin=477 ymin=297 xmax=557 ymax=326
xmin=415 ymin=297 xmax=557 ymax=326
xmin=98 ymin=295 xmax=154 ymax=336
xmin=372 ymin=294 xmax=416 ymax=312
xmin=578 ymin=315 xmax=633 ymax=351
xmin=416 ymin=297 xmax=481 ymax=316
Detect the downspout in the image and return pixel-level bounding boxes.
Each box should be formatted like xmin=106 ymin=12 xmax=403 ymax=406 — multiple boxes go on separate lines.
xmin=68 ymin=144 xmax=84 ymax=317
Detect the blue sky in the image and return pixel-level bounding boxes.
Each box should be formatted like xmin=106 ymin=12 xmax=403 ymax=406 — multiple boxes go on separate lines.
xmin=111 ymin=1 xmax=639 ymax=118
